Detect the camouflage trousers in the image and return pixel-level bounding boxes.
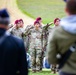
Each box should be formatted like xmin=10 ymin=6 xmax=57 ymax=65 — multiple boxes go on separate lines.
xmin=29 ymin=48 xmax=42 ymax=71
xmin=51 ymin=64 xmax=58 ymax=73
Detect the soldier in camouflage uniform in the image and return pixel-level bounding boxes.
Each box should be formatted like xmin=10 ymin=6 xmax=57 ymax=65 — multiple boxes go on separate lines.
xmin=51 ymin=18 xmax=60 ymax=74
xmin=36 ymin=17 xmax=43 ymax=71
xmin=24 ymin=25 xmax=34 ymax=51
xmin=19 ymin=19 xmax=25 ymax=39
xmin=24 ymin=21 xmax=43 ymax=72
xmin=36 ymin=17 xmax=43 ymax=28
xmin=11 ymin=20 xmax=24 ymax=39
xmin=19 ymin=19 xmax=24 ymax=28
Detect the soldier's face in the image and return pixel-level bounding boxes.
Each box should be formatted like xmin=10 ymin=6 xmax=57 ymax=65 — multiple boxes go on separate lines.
xmin=20 ymin=21 xmax=24 ymax=28
xmin=39 ymin=20 xmax=42 ymax=24
xmin=35 ymin=23 xmax=40 ymax=28
xmin=16 ymin=22 xmax=20 ymax=28
xmin=55 ymin=20 xmax=60 ymax=26
xmin=16 ymin=24 xmax=19 ymax=28
xmin=18 ymin=22 xmax=21 ymax=27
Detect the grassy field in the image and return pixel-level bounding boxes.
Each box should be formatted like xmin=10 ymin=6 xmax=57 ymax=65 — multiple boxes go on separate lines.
xmin=17 ymin=0 xmax=65 ymax=23
xmin=29 ymin=69 xmax=58 ymax=75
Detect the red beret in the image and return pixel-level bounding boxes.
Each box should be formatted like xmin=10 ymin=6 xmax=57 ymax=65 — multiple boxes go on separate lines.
xmin=14 ymin=20 xmax=19 ymax=24
xmin=36 ymin=17 xmax=42 ymax=21
xmin=34 ymin=21 xmax=39 ymax=25
xmin=54 ymin=18 xmax=60 ymax=24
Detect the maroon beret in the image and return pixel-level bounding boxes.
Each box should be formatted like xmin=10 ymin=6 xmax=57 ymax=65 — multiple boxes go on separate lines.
xmin=36 ymin=17 xmax=42 ymax=21
xmin=14 ymin=20 xmax=19 ymax=24
xmin=54 ymin=18 xmax=60 ymax=24
xmin=34 ymin=21 xmax=39 ymax=25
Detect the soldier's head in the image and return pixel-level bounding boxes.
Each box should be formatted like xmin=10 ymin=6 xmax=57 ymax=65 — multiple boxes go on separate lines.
xmin=0 ymin=9 xmax=10 ymax=30
xmin=54 ymin=18 xmax=60 ymax=26
xmin=36 ymin=17 xmax=42 ymax=24
xmin=34 ymin=21 xmax=40 ymax=29
xmin=14 ymin=20 xmax=20 ymax=28
xmin=65 ymin=0 xmax=76 ymax=15
xmin=19 ymin=19 xmax=24 ymax=28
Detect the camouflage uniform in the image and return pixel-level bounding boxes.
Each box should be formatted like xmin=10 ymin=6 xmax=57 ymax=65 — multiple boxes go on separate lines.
xmin=42 ymin=25 xmax=52 ymax=56
xmin=11 ymin=27 xmax=24 ymax=39
xmin=24 ymin=26 xmax=43 ymax=71
xmin=42 ymin=25 xmax=58 ymax=73
xmin=24 ymin=25 xmax=34 ymax=51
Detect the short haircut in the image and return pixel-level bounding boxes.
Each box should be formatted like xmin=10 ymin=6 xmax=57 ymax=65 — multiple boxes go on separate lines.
xmin=66 ymin=0 xmax=76 ymax=14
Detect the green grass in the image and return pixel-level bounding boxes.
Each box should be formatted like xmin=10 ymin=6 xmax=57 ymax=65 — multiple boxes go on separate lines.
xmin=29 ymin=69 xmax=58 ymax=75
xmin=17 ymin=0 xmax=65 ymax=23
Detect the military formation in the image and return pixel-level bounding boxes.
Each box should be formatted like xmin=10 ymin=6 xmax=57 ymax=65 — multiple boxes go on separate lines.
xmin=0 ymin=0 xmax=75 ymax=75
xmin=8 ymin=17 xmax=60 ymax=73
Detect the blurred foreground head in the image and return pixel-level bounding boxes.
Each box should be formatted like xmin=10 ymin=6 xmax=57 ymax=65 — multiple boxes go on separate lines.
xmin=65 ymin=0 xmax=76 ymax=15
xmin=0 ymin=9 xmax=10 ymax=29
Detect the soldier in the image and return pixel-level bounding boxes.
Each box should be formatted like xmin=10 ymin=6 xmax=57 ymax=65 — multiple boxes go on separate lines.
xmin=24 ymin=21 xmax=43 ymax=72
xmin=24 ymin=25 xmax=34 ymax=51
xmin=11 ymin=20 xmax=24 ymax=39
xmin=19 ymin=19 xmax=25 ymax=40
xmin=36 ymin=17 xmax=43 ymax=28
xmin=54 ymin=18 xmax=60 ymax=27
xmin=51 ymin=18 xmax=60 ymax=74
xmin=36 ymin=17 xmax=44 ymax=71
xmin=19 ymin=19 xmax=24 ymax=28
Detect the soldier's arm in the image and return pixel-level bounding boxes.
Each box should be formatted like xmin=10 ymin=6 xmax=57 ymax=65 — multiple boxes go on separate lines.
xmin=41 ymin=32 xmax=46 ymax=50
xmin=10 ymin=28 xmax=14 ymax=34
xmin=42 ymin=27 xmax=48 ymax=51
xmin=24 ymin=29 xmax=31 ymax=37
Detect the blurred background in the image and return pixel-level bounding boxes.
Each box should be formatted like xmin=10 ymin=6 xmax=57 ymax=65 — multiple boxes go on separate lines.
xmin=0 ymin=0 xmax=65 ymax=26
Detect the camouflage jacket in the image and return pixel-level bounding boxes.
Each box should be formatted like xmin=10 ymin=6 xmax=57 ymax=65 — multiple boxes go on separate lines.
xmin=42 ymin=25 xmax=53 ymax=51
xmin=11 ymin=27 xmax=24 ymax=39
xmin=24 ymin=26 xmax=43 ymax=49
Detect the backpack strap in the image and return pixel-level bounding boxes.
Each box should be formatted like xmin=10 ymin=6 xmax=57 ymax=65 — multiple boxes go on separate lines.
xmin=58 ymin=42 xmax=76 ymax=69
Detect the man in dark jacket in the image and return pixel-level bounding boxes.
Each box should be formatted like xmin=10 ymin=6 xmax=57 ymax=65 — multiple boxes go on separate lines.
xmin=0 ymin=9 xmax=28 ymax=75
